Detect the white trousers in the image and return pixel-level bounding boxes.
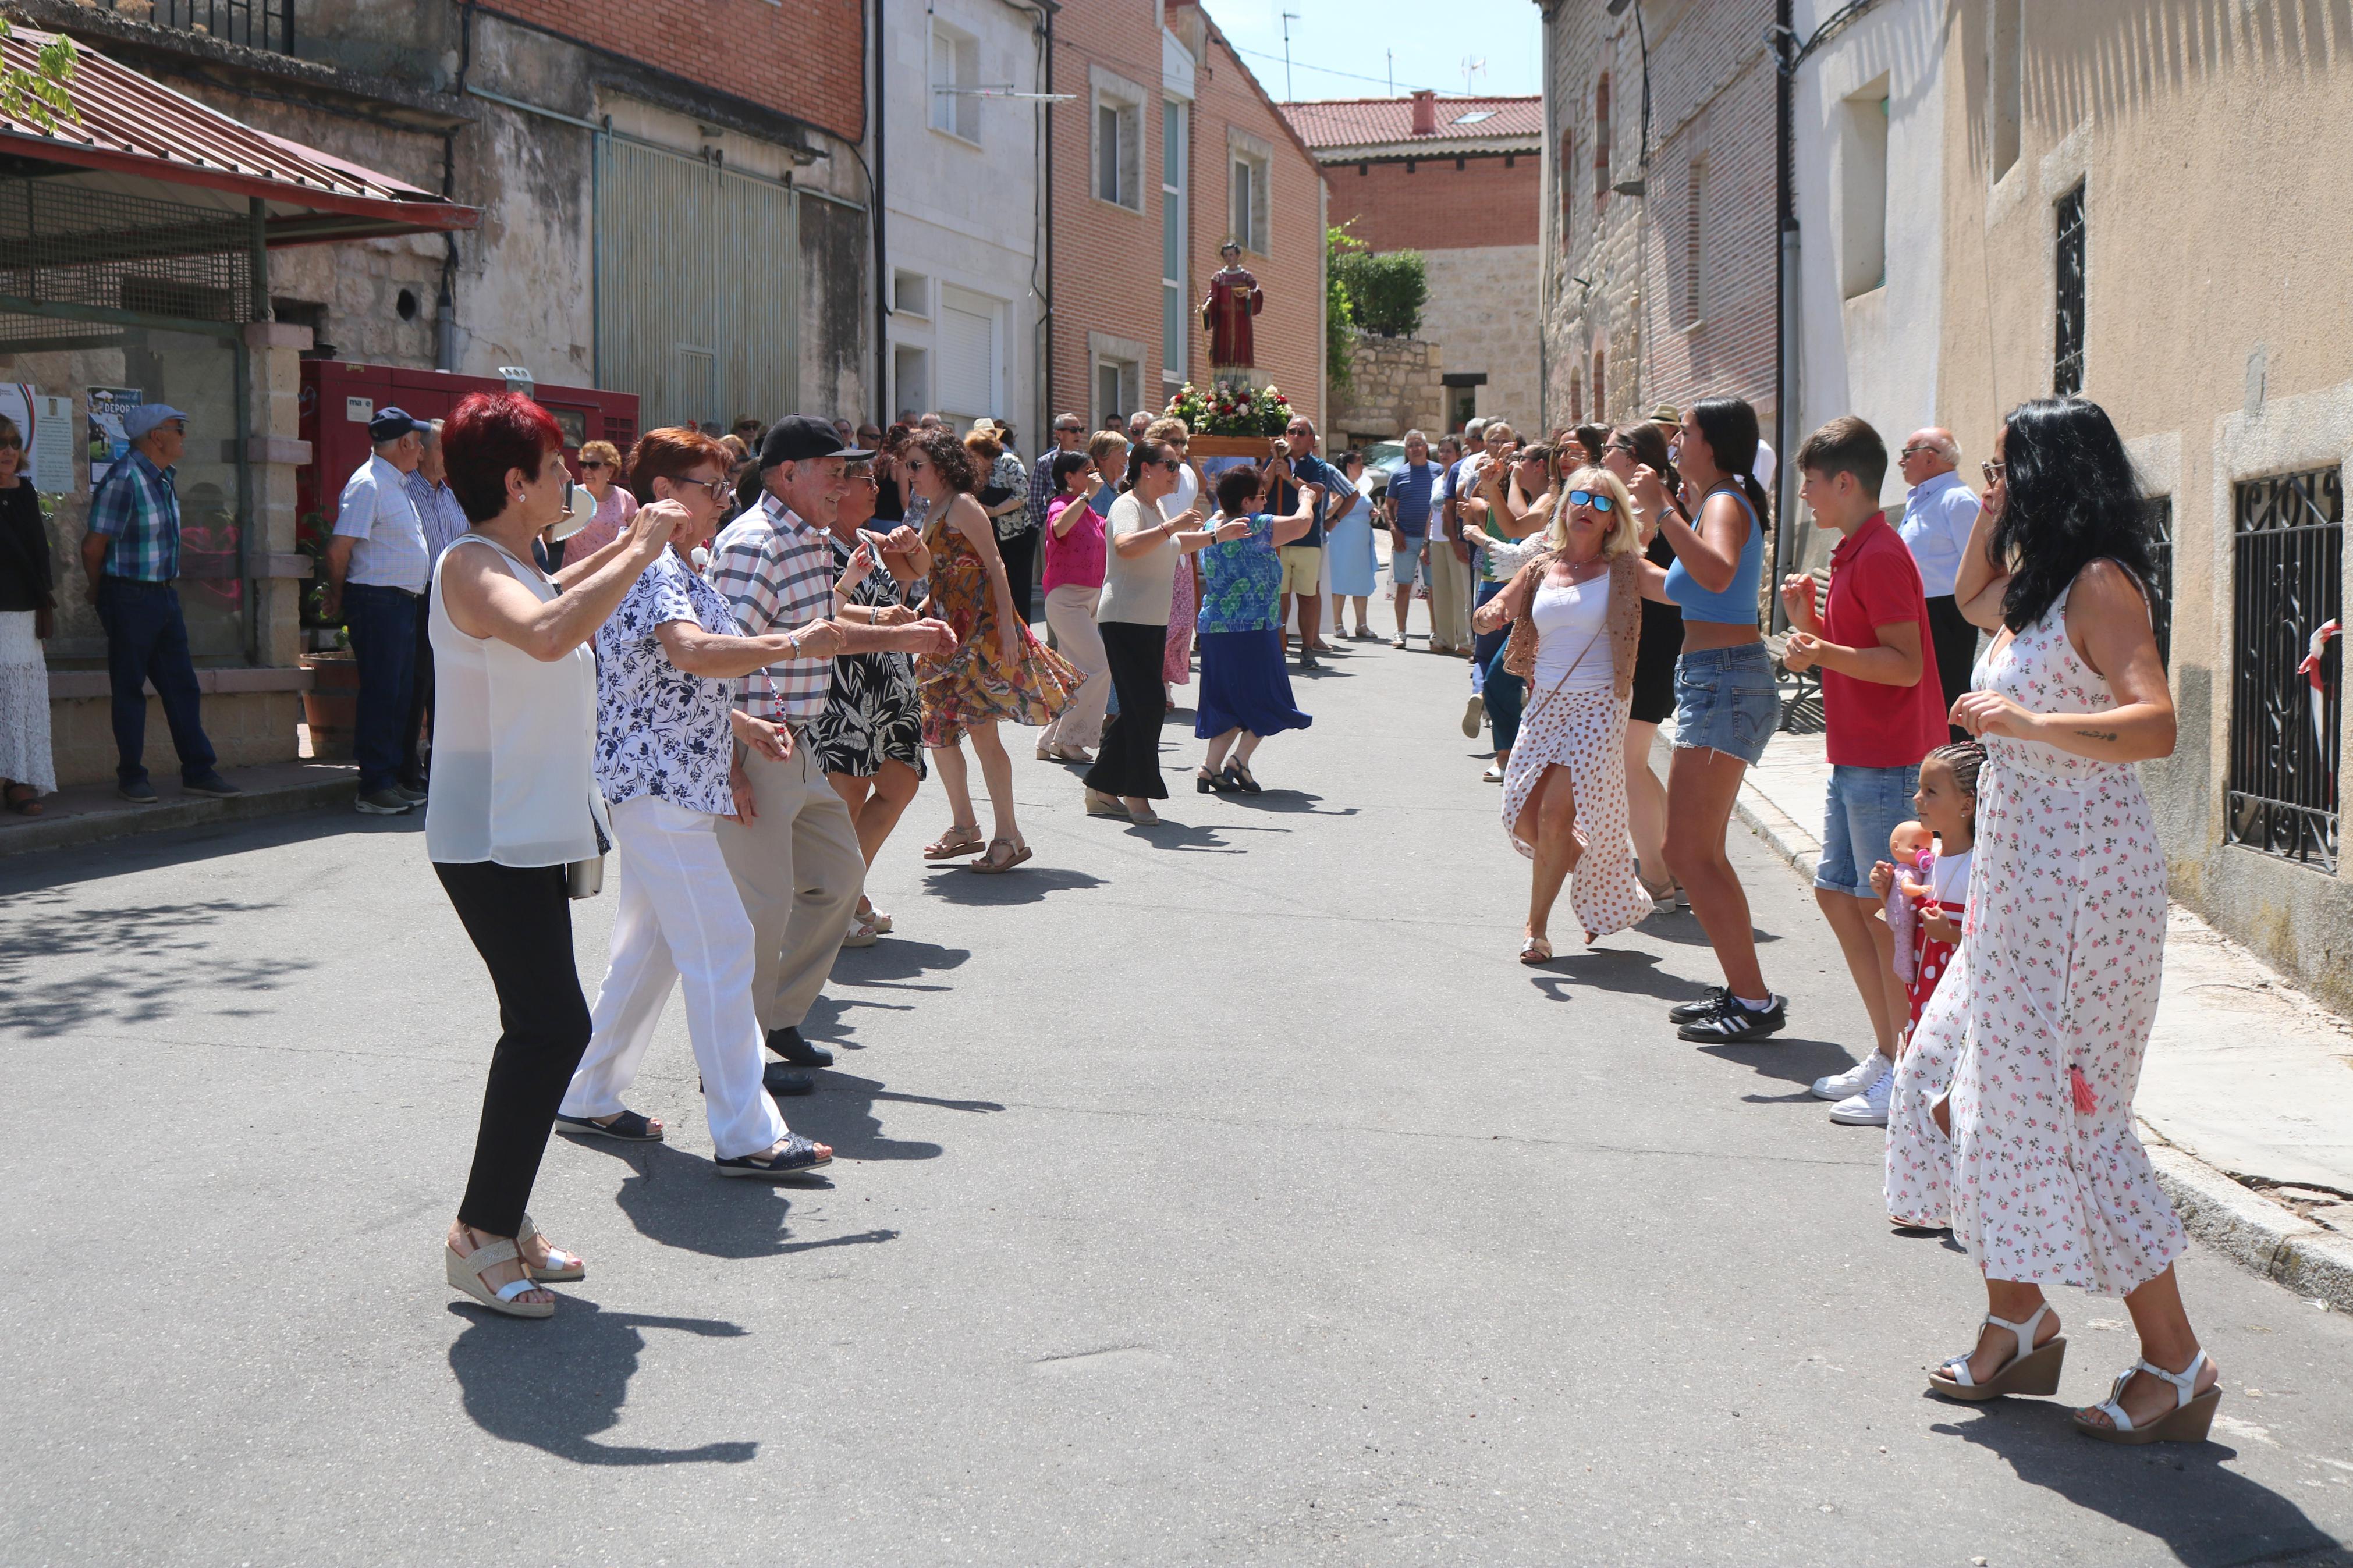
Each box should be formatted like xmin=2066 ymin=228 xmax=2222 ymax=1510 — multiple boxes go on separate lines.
xmin=1038 ymin=583 xmax=1109 ymax=750
xmin=562 ymin=794 xmax=786 ymax=1160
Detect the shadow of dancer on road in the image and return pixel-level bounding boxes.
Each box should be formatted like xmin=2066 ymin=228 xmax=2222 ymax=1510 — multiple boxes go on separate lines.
xmin=560 ymin=1136 xmax=900 ymax=1260
xmin=447 ymin=1299 xmax=758 ymax=1465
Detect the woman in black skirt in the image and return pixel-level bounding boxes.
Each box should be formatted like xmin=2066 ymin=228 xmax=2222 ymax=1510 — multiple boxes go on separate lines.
xmin=1604 ymin=419 xmax=1686 ymax=907
xmin=1081 ymin=440 xmax=1221 ymax=824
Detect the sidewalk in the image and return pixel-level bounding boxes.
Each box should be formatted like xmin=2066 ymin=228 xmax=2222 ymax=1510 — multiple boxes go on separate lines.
xmin=0 ymin=760 xmax=359 ymax=859
xmin=1720 ymin=710 xmax=2353 ymax=1311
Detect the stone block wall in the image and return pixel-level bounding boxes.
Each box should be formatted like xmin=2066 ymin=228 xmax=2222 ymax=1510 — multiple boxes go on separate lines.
xmin=49 ymin=691 xmax=303 ymax=787
xmin=1336 ymin=335 xmax=1445 ymax=443
xmin=1422 ymin=245 xmax=1542 ymax=429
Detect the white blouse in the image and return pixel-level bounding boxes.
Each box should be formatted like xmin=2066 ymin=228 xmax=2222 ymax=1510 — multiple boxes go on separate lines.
xmin=424 ymin=536 xmax=612 ymax=867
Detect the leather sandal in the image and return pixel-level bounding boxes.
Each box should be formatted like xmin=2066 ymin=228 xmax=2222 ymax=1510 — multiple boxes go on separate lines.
xmin=1518 ymin=936 xmax=1553 ymax=965
xmin=1928 ymin=1303 xmax=2065 ymax=1402
xmin=968 ymin=837 xmax=1033 ymax=873
xmin=445 ymin=1234 xmax=554 ymax=1318
xmin=922 ymin=823 xmax=985 ymax=860
xmin=2073 ymin=1350 xmax=2220 ymax=1444
xmin=517 ymin=1211 xmax=585 ymax=1283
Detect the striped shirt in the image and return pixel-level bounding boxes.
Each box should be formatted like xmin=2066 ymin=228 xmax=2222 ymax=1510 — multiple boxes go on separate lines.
xmin=86 ymin=448 xmax=180 ymax=582
xmin=709 ymin=492 xmax=837 ymax=725
xmin=1026 ymin=444 xmax=1062 ymax=532
xmin=404 ymin=471 xmax=472 ymax=564
xmin=333 ymin=453 xmax=431 ymax=592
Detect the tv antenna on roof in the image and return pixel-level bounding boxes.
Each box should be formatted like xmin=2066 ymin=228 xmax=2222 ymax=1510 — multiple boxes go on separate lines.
xmin=1282 ymin=12 xmax=1301 ymax=101
xmin=1460 ymin=55 xmax=1488 ymax=94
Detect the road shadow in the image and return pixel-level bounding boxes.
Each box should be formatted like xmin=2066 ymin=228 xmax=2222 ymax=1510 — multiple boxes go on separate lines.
xmin=559 ymin=1135 xmax=905 ymax=1257
xmin=1525 ymin=947 xmax=1712 ymax=1005
xmin=0 ymin=888 xmax=304 ymax=1037
xmin=828 ymin=937 xmax=971 ymax=995
xmin=446 ymin=1297 xmax=759 ymax=1465
xmin=921 ymin=864 xmax=1107 ymax=906
xmin=1216 ymin=788 xmax=1357 ymax=818
xmin=1692 ymin=1034 xmax=1854 ymax=1086
xmin=786 ymin=1069 xmax=1005 ymax=1161
xmin=1636 ymin=915 xmax=1784 ymax=948
xmin=1933 ymin=1402 xmax=2341 ymax=1567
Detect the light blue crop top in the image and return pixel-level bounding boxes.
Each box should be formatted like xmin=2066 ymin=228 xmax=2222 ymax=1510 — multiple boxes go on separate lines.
xmin=1663 ymin=486 xmax=1764 ymax=624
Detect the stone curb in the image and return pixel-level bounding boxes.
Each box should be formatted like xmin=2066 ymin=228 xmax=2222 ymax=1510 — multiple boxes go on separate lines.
xmin=0 ymin=774 xmax=359 ymax=859
xmin=1730 ymin=770 xmax=2353 ymax=1316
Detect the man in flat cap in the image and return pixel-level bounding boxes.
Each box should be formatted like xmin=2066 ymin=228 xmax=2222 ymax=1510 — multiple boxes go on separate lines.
xmin=325 ymin=406 xmax=431 ymax=815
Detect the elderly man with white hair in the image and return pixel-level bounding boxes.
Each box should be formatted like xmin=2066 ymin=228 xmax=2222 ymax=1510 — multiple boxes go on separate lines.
xmin=1894 ymin=425 xmax=1981 ymax=738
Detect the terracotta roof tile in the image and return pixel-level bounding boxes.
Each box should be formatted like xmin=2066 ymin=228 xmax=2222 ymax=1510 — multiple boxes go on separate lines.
xmin=1281 ymin=95 xmax=1543 ymax=154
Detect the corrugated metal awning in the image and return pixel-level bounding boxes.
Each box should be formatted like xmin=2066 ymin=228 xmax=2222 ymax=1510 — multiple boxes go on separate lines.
xmin=0 ymin=24 xmax=477 ymax=245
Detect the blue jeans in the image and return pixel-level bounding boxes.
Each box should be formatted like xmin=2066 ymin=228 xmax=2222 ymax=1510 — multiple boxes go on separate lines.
xmin=1482 ymin=642 xmax=1526 ymax=757
xmin=343 ymin=583 xmax=420 ymax=792
xmin=95 ymin=578 xmax=216 ymax=788
xmin=1671 ymin=642 xmax=1780 ymax=765
xmin=1816 ymin=763 xmax=1921 ymax=899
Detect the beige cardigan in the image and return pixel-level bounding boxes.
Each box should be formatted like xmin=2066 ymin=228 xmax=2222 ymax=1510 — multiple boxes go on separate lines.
xmin=1472 ymin=547 xmax=1644 ymax=703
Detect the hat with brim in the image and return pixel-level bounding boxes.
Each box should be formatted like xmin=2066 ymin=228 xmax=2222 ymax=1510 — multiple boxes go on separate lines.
xmin=760 ymin=414 xmax=873 ymax=469
xmin=369 ymin=406 xmax=426 ymax=443
xmin=1647 ymin=403 xmax=1681 ymax=426
xmin=122 ymin=404 xmax=190 ymax=441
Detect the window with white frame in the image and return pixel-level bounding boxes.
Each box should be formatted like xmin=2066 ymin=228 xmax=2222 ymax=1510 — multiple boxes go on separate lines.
xmin=1228 ymin=128 xmax=1272 ymax=255
xmin=1089 ymin=333 xmax=1145 ymax=432
xmin=1162 ymin=98 xmax=1188 ymax=383
xmin=1093 ymin=68 xmax=1144 ymax=211
xmin=929 ymin=20 xmax=979 ymax=144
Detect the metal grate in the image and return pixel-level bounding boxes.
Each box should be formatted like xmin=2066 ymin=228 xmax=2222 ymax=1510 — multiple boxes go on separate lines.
xmin=2228 ymin=466 xmax=2343 ymax=872
xmin=0 ymin=178 xmax=253 ymax=323
xmin=2054 ymin=184 xmax=2085 ymax=396
xmin=2145 ymin=495 xmax=2174 ymax=670
xmin=95 ymin=0 xmax=294 ymax=56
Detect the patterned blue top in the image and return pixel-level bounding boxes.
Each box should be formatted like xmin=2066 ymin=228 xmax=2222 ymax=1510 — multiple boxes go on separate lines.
xmin=594 ymin=549 xmax=752 ymax=814
xmin=86 ymin=448 xmax=180 ymax=582
xmin=1196 ymin=515 xmax=1283 ymax=635
xmin=1387 ymin=460 xmax=1438 ymax=535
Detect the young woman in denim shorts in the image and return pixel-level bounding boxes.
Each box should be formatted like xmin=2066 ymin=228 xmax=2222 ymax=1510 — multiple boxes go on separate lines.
xmin=1642 ymin=397 xmax=1788 ymax=1042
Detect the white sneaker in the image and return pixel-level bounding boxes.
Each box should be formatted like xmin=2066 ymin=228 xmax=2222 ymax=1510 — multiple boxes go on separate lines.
xmin=1812 ymin=1050 xmax=1890 ymax=1101
xmin=1829 ymin=1070 xmax=1894 ymax=1126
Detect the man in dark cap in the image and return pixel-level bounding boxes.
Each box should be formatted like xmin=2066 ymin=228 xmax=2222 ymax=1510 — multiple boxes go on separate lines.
xmin=325 ymin=406 xmax=431 ymax=815
xmin=707 ymin=416 xmax=954 ymax=1092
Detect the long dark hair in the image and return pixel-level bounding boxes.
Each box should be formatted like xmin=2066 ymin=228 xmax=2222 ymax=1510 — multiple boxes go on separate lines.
xmin=1690 ymin=396 xmax=1771 ymax=527
xmin=1570 ymin=423 xmax=1611 ymax=465
xmin=1990 ymin=397 xmax=2156 ymax=632
xmin=1610 ymin=421 xmax=1683 ymax=515
xmin=1120 ymin=439 xmax=1170 ymax=495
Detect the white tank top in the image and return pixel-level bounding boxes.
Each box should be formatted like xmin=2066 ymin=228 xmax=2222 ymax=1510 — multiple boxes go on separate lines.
xmin=424 ymin=535 xmax=612 ymax=867
xmin=1530 ymin=572 xmax=1613 ymax=694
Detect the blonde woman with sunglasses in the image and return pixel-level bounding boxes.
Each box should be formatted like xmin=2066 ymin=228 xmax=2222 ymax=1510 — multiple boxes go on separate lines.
xmin=563 ymin=439 xmax=637 ymax=557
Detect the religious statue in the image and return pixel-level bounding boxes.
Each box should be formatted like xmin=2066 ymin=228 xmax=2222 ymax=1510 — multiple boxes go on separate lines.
xmin=1200 ymin=241 xmax=1264 ymax=370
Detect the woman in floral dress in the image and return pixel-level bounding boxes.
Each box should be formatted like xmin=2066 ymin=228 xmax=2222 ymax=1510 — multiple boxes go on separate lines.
xmin=905 ymin=427 xmax=1080 ymax=873
xmin=1191 ymin=464 xmax=1311 ymax=792
xmin=1927 ymin=397 xmax=2219 ymax=1446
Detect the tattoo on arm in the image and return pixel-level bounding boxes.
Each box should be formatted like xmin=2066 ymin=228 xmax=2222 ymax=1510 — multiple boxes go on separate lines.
xmin=2075 ymin=727 xmax=2120 ymax=743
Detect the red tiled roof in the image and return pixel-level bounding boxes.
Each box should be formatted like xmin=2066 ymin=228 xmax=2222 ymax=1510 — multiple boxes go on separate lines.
xmin=0 ymin=26 xmax=477 ymax=240
xmin=1282 ymin=95 xmax=1543 ymax=154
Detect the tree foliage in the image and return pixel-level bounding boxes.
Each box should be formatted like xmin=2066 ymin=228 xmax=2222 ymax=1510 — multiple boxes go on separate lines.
xmin=1326 ymin=224 xmax=1362 ymax=403
xmin=0 ymin=22 xmax=80 ymax=134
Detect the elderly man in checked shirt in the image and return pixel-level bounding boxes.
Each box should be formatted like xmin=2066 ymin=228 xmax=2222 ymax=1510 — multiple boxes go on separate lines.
xmin=709 ymin=415 xmax=955 ymax=1082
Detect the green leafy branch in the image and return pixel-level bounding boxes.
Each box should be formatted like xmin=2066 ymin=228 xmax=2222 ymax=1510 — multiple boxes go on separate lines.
xmin=0 ymin=20 xmax=80 ymax=133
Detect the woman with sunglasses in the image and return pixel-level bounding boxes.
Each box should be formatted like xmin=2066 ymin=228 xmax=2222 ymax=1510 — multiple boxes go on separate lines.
xmin=1603 ymin=421 xmax=1688 ymax=907
xmin=904 ymin=426 xmax=1080 ymax=872
xmin=1458 ymin=442 xmax=1560 ymax=783
xmin=558 ymin=426 xmax=837 ymax=1182
xmin=1472 ymin=466 xmax=1653 ymax=962
xmin=561 ymin=439 xmax=638 ymax=558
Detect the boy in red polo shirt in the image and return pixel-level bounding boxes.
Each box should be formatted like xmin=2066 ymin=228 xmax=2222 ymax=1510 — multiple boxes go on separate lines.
xmin=1779 ymin=416 xmax=1949 ymax=1127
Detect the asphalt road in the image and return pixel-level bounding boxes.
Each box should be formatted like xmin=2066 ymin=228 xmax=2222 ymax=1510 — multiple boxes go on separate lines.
xmin=4 ymin=634 xmax=2351 ymax=1567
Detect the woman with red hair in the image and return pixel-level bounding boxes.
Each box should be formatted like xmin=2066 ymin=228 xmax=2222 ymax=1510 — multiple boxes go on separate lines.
xmin=429 ymin=392 xmax=682 ymax=1318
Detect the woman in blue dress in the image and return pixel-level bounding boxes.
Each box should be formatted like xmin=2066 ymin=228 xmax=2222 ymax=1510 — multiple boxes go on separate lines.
xmin=1323 ymin=448 xmax=1379 ymax=638
xmin=1193 ymin=465 xmax=1320 ymax=794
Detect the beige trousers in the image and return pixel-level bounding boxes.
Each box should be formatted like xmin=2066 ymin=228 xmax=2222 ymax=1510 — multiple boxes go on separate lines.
xmin=713 ymin=736 xmax=866 ymax=1034
xmin=1039 ymin=582 xmax=1109 ymax=750
xmin=1427 ymin=536 xmax=1474 ymax=653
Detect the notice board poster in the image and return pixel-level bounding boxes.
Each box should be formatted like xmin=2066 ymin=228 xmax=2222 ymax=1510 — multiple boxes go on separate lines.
xmin=87 ymin=386 xmax=141 ymax=487
xmin=0 ymin=385 xmax=76 ymax=493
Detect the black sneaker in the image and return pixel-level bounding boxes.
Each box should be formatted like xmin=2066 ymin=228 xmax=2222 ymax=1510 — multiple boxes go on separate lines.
xmin=1667 ymin=986 xmax=1731 ymax=1025
xmin=354 ymin=786 xmax=413 ymax=816
xmin=1677 ymin=993 xmax=1788 ymax=1042
xmin=766 ymin=1026 xmax=834 ymax=1068
xmin=117 ymin=778 xmax=159 ymax=805
xmin=183 ymin=770 xmax=242 ymax=798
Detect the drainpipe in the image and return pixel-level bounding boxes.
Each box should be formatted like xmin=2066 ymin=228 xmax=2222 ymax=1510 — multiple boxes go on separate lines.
xmin=1771 ymin=0 xmax=1797 ymax=628
xmin=439 ymin=2 xmax=476 ymax=372
xmin=871 ymin=0 xmax=888 ymax=417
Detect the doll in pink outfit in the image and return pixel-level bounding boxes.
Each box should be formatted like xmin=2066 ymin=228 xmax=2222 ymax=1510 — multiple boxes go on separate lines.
xmin=1882 ymin=819 xmax=1934 ymax=982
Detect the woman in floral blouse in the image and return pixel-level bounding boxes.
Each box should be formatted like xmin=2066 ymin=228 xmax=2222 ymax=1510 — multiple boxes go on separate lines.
xmin=1191 ymin=464 xmax=1315 ymax=794
xmin=556 ymin=426 xmax=839 ymax=1181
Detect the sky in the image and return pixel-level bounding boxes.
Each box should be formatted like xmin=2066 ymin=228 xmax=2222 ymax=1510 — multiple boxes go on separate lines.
xmin=1197 ymin=0 xmax=1545 ymax=102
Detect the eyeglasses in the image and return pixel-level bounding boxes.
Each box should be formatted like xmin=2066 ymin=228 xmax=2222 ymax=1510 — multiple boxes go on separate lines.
xmin=1899 ymin=444 xmax=1935 ymax=460
xmin=1605 ymin=439 xmax=1638 ymax=456
xmin=1566 ymin=489 xmax=1616 ymax=513
xmin=1981 ymin=460 xmax=2007 ymax=484
xmin=677 ymin=476 xmax=732 ymax=503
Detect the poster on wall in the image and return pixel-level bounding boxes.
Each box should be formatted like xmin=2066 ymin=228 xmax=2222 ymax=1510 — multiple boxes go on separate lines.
xmin=88 ymin=386 xmax=141 ymax=486
xmin=0 ymin=385 xmax=75 ymax=493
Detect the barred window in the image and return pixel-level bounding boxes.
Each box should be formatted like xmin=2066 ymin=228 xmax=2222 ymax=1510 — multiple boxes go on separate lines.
xmin=2228 ymin=467 xmax=2343 ymax=870
xmin=2143 ymin=496 xmax=2174 ymax=671
xmin=2054 ymin=185 xmax=2086 ymax=396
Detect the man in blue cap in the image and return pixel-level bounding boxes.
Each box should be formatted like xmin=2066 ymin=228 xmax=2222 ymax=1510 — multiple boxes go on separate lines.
xmin=324 ymin=406 xmax=431 ymax=815
xmin=80 ymin=403 xmax=240 ymax=804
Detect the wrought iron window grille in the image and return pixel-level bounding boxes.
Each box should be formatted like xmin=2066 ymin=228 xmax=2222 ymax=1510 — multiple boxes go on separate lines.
xmin=0 ymin=179 xmax=256 ymax=344
xmin=2054 ymin=184 xmax=2086 ymax=396
xmin=2145 ymin=495 xmax=2174 ymax=671
xmin=95 ymin=0 xmax=294 ymax=57
xmin=2228 ymin=466 xmax=2343 ymax=872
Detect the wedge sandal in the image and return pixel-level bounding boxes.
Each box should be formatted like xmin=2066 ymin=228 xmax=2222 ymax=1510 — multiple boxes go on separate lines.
xmin=2073 ymin=1350 xmax=2220 ymax=1444
xmin=517 ymin=1211 xmax=585 ymax=1283
xmin=445 ymin=1235 xmax=555 ymax=1318
xmin=1928 ymin=1303 xmax=2065 ymax=1402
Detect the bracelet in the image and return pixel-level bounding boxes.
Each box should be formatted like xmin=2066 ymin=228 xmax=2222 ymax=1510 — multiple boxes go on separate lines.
xmin=783 ymin=631 xmax=800 ymax=659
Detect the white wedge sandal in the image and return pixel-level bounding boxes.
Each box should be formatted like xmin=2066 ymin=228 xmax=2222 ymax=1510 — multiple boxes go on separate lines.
xmin=2072 ymin=1350 xmax=2220 ymax=1445
xmin=1926 ymin=1302 xmax=2065 ymax=1403
xmin=445 ymin=1235 xmax=556 ymax=1319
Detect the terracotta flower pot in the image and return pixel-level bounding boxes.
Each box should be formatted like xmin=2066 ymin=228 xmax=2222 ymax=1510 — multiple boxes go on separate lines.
xmin=300 ymin=653 xmax=359 ymax=761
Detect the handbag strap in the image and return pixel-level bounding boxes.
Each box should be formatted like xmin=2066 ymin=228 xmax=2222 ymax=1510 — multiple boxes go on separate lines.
xmin=1513 ymin=568 xmax=1613 ymax=734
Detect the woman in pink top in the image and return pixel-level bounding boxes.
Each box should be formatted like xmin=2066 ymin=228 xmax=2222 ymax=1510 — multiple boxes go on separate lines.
xmin=563 ymin=439 xmax=639 ymax=557
xmin=1035 ymin=448 xmax=1110 ymax=762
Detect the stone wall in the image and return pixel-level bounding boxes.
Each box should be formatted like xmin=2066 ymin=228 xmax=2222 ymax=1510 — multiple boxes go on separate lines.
xmin=1422 ymin=245 xmax=1542 ymax=429
xmin=1336 ymin=335 xmax=1445 ymax=444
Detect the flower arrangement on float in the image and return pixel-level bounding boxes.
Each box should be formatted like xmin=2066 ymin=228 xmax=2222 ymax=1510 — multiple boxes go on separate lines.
xmin=1166 ymin=379 xmax=1291 ymax=438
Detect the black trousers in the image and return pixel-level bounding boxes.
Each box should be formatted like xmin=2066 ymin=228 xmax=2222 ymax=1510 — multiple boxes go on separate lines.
xmin=1084 ymin=620 xmax=1170 ymax=800
xmin=436 ymin=859 xmax=594 ymax=1238
xmin=1925 ymin=594 xmax=1981 ymax=742
xmin=999 ymin=526 xmax=1039 ymax=624
xmin=400 ymin=597 xmax=435 ymax=788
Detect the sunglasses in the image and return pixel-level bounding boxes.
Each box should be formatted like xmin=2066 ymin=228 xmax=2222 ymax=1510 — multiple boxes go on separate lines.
xmin=1566 ymin=489 xmax=1616 ymax=513
xmin=1605 ymin=439 xmax=1638 ymax=456
xmin=676 ymin=476 xmax=732 ymax=503
xmin=1981 ymin=460 xmax=2007 ymax=484
xmin=1156 ymin=458 xmax=1182 ymax=472
xmin=579 ymin=459 xmax=607 ymax=471
xmin=1899 ymin=444 xmax=1935 ymax=459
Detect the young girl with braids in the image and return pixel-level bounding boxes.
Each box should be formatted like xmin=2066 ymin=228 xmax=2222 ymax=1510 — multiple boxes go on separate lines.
xmin=1876 ymin=739 xmax=1983 ymax=1228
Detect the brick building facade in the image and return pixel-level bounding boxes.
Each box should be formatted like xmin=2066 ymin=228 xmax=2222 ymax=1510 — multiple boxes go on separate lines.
xmin=1289 ymin=91 xmax=1542 ymax=434
xmin=1044 ymin=2 xmax=1325 ymax=433
xmin=1540 ymin=0 xmax=1776 ymax=442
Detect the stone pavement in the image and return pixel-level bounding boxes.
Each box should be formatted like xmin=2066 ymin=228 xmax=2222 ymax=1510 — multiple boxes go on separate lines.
xmin=1726 ymin=711 xmax=2353 ymax=1309
xmin=3 ymin=636 xmax=2351 ymax=1565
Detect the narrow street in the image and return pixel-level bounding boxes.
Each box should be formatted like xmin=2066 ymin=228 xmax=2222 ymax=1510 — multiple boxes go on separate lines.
xmin=4 ymin=637 xmax=2350 ymax=1566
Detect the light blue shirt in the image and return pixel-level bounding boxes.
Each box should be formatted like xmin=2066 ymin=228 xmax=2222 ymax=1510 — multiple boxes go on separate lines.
xmin=1896 ymin=468 xmax=1980 ymax=599
xmin=333 ymin=452 xmax=430 ymax=592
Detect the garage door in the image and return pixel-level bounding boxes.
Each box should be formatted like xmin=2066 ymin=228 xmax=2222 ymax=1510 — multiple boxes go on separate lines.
xmin=595 ymin=134 xmax=798 ymax=431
